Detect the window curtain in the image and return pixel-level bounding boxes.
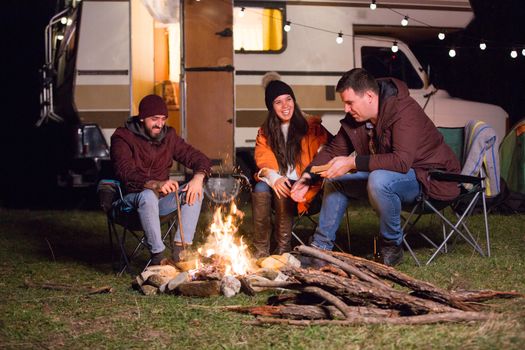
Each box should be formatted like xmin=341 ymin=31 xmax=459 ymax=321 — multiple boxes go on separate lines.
xmin=263 ymin=9 xmax=282 ymax=51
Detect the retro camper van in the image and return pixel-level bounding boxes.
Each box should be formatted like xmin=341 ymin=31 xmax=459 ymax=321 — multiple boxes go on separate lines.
xmin=41 ymin=0 xmax=508 ymax=185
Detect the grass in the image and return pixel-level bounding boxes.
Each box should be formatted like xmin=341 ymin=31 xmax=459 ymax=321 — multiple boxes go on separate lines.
xmin=0 ymin=198 xmax=524 ymax=349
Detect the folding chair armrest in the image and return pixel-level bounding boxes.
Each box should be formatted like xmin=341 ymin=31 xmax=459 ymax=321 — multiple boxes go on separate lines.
xmin=97 ymin=179 xmax=124 ymax=213
xmin=429 ymin=170 xmax=483 ymax=185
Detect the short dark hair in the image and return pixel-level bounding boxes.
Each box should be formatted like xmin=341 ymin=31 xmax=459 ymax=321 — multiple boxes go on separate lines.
xmin=336 ymin=68 xmax=379 ymax=95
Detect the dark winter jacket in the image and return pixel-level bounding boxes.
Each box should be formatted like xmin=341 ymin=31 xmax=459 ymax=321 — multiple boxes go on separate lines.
xmin=310 ymin=78 xmax=461 ymax=201
xmin=110 ymin=118 xmax=212 ymax=193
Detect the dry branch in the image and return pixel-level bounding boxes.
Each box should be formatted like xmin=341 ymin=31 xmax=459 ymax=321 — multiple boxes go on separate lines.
xmin=246 ymin=311 xmax=493 ymax=326
xmin=229 ymin=304 xmax=400 ymax=320
xmin=452 ymin=289 xmax=524 ymax=302
xmin=328 ymin=250 xmax=476 ymax=311
xmin=24 ymin=278 xmax=113 ymax=294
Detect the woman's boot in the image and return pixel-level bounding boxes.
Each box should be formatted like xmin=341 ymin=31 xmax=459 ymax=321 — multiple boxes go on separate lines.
xmin=273 ymin=196 xmax=295 ymax=255
xmin=251 ymin=192 xmax=272 ymax=258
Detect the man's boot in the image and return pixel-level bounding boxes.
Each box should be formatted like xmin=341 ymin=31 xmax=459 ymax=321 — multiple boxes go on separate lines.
xmin=251 ymin=192 xmax=272 ymax=258
xmin=273 ymin=196 xmax=295 ymax=255
xmin=380 ymin=238 xmax=404 ymax=266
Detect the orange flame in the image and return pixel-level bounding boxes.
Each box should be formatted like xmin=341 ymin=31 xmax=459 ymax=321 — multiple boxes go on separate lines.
xmin=197 ymin=203 xmax=256 ymax=276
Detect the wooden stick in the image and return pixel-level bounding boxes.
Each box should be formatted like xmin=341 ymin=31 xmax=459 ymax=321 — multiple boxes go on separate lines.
xmin=296 ymin=245 xmax=389 ymax=288
xmin=246 ymin=311 xmax=493 ymax=326
xmin=229 ymin=304 xmax=400 ymax=320
xmin=301 ymin=286 xmax=353 ymax=319
xmin=174 ymin=191 xmax=186 ymax=251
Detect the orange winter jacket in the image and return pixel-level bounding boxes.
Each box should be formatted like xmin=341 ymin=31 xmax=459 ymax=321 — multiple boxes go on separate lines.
xmin=254 ymin=115 xmax=331 ymax=213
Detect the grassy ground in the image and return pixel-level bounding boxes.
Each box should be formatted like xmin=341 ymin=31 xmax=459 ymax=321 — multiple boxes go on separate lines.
xmin=0 ymin=198 xmax=524 ymax=349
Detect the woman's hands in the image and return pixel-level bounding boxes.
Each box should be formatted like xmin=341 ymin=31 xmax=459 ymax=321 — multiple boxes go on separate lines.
xmin=272 ymin=176 xmax=292 ymax=199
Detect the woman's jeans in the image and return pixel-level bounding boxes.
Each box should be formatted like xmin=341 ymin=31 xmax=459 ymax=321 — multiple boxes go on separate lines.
xmin=311 ymin=169 xmax=421 ymax=250
xmin=118 ymin=188 xmax=203 ymax=254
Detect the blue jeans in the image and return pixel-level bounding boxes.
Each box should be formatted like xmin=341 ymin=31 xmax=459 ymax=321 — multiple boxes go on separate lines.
xmin=311 ymin=169 xmax=421 ymax=250
xmin=117 ymin=187 xmax=203 ymax=254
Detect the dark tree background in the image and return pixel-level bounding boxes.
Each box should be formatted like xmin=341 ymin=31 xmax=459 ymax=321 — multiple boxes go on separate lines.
xmin=2 ymin=0 xmax=525 ymax=208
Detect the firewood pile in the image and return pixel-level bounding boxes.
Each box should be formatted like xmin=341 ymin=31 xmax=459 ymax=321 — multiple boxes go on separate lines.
xmin=132 ymin=252 xmax=301 ymax=297
xmin=229 ymin=246 xmax=523 ymax=326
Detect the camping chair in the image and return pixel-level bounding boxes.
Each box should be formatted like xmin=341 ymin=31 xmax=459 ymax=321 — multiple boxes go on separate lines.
xmin=97 ymin=179 xmax=179 ymax=276
xmin=402 ymin=126 xmax=491 ymax=266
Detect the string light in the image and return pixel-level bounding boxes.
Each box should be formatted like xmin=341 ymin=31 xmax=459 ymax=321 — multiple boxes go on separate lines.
xmin=240 ymin=5 xmax=524 ymax=58
xmin=391 ymin=41 xmax=399 ymax=52
xmin=60 ymin=17 xmax=67 ymax=24
xmin=57 ymin=34 xmax=64 ymax=41
xmin=284 ymin=21 xmax=291 ymax=32
xmin=336 ymin=31 xmax=343 ymax=44
xmin=66 ymin=18 xmax=73 ymax=26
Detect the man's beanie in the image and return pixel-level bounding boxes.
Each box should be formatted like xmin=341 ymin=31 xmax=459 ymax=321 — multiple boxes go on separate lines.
xmin=138 ymin=94 xmax=168 ymax=119
xmin=264 ymin=79 xmax=296 ymax=111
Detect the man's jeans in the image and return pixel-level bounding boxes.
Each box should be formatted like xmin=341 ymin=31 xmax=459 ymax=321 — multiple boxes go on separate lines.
xmin=311 ymin=169 xmax=421 ymax=250
xmin=118 ymin=188 xmax=203 ymax=254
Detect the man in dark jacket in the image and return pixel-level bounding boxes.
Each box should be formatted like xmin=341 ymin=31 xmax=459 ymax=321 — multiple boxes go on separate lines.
xmin=291 ymin=68 xmax=460 ymax=266
xmin=111 ymin=94 xmax=212 ymax=265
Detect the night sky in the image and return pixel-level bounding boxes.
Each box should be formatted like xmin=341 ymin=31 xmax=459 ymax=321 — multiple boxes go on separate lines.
xmin=2 ymin=0 xmax=525 ymax=208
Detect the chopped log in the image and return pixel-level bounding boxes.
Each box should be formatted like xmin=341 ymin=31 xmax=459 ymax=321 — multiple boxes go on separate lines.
xmin=229 ymin=304 xmax=400 ymax=320
xmin=319 ymin=264 xmax=349 ymax=277
xmin=328 ymin=250 xmax=476 ymax=311
xmin=246 ymin=311 xmax=492 ymax=326
xmin=287 ymin=268 xmax=459 ymax=315
xmin=239 ymin=277 xmax=256 ymax=296
xmin=177 ymin=280 xmax=221 ymax=297
xmin=301 ymin=286 xmax=353 ymax=319
xmin=452 ymin=289 xmax=524 ymax=302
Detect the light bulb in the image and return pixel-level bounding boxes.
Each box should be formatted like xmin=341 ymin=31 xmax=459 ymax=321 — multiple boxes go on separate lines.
xmin=66 ymin=18 xmax=73 ymax=26
xmin=479 ymin=42 xmax=487 ymax=50
xmin=60 ymin=17 xmax=67 ymax=24
xmin=284 ymin=21 xmax=291 ymax=32
xmin=510 ymin=50 xmax=518 ymax=58
xmin=391 ymin=41 xmax=399 ymax=53
xmin=370 ymin=0 xmax=377 ymax=10
xmin=239 ymin=7 xmax=245 ymax=18
xmin=57 ymin=34 xmax=64 ymax=41
xmin=448 ymin=48 xmax=456 ymax=57
xmin=401 ymin=16 xmax=409 ymax=26
xmin=522 ymin=48 xmax=525 ymax=56
xmin=336 ymin=32 xmax=343 ymax=44
xmin=438 ymin=32 xmax=445 ymax=40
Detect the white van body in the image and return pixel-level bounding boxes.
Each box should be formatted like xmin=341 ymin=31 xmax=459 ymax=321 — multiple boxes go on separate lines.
xmin=234 ymin=2 xmax=508 ymax=156
xmin=68 ymin=1 xmax=508 ymax=176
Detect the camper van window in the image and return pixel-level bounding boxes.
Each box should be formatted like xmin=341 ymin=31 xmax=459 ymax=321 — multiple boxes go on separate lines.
xmin=233 ymin=5 xmax=285 ymax=53
xmin=361 ymin=46 xmax=423 ymax=89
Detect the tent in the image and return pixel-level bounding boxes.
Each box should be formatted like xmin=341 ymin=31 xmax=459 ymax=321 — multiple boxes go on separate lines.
xmin=500 ymin=119 xmax=525 ymax=194
xmin=495 ymin=119 xmax=525 ymax=213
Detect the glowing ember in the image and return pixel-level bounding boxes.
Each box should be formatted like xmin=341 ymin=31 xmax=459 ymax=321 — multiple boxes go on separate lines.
xmin=196 ymin=203 xmax=256 ymax=276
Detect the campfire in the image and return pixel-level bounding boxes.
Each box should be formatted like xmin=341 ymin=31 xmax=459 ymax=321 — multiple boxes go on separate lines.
xmin=193 ymin=203 xmax=256 ymax=277
xmin=133 ymin=202 xmax=522 ymax=326
xmin=134 ymin=201 xmax=298 ymax=298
